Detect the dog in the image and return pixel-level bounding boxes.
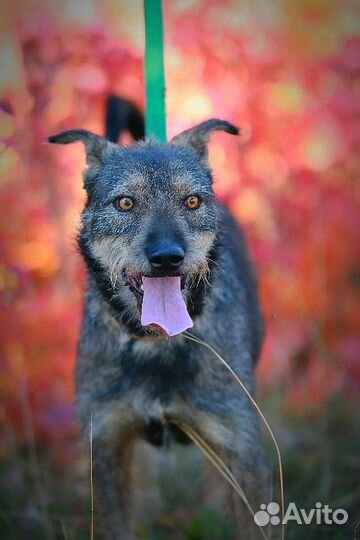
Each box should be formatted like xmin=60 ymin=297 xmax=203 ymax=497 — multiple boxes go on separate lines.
xmin=49 ymin=101 xmax=268 ymax=540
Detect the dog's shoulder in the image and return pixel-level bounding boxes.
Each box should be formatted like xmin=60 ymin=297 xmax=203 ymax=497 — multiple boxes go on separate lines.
xmin=212 ymin=202 xmax=265 ymax=360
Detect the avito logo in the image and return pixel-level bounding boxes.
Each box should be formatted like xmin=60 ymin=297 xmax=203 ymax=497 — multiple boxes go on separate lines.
xmin=254 ymin=501 xmax=348 ymax=527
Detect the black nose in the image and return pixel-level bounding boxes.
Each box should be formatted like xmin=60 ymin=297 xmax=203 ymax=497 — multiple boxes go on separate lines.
xmin=148 ymin=244 xmax=185 ymax=272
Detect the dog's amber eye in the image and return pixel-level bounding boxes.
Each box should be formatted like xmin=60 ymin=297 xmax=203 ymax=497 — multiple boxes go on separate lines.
xmin=116 ymin=197 xmax=134 ymax=211
xmin=185 ymin=195 xmax=201 ymax=210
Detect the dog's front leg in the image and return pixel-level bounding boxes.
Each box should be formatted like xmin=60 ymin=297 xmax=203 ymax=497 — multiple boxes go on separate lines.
xmin=188 ymin=405 xmax=270 ymax=540
xmin=227 ymin=447 xmax=270 ymax=540
xmin=92 ymin=435 xmax=135 ymax=540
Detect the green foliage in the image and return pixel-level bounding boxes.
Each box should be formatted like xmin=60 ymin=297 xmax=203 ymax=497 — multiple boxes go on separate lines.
xmin=185 ymin=509 xmax=233 ymax=540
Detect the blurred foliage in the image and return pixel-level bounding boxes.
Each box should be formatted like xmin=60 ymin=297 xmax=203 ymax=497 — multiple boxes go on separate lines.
xmin=0 ymin=0 xmax=360 ymax=538
xmin=0 ymin=398 xmax=359 ymax=539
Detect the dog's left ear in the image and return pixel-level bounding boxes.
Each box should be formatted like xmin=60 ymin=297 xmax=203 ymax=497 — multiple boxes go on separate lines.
xmin=48 ymin=129 xmax=113 ymax=167
xmin=171 ymin=119 xmax=239 ymax=165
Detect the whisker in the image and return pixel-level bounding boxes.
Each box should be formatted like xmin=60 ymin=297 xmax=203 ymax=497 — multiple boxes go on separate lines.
xmin=202 ymin=273 xmax=212 ymax=288
xmin=207 ymin=256 xmax=224 ymax=273
xmin=195 ymin=273 xmax=202 ymax=288
xmin=109 ymin=267 xmax=121 ymax=290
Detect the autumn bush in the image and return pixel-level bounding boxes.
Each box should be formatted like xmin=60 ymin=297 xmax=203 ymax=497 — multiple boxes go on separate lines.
xmin=0 ymin=1 xmax=359 ymax=538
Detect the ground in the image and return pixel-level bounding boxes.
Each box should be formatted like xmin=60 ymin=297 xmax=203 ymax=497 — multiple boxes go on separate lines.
xmin=0 ymin=396 xmax=359 ymax=540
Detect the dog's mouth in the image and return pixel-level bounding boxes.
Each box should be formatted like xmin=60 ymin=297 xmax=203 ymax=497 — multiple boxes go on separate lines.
xmin=121 ymin=270 xmax=193 ymax=337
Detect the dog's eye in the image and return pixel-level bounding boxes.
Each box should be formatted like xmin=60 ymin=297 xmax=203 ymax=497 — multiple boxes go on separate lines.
xmin=185 ymin=195 xmax=201 ymax=210
xmin=115 ymin=197 xmax=134 ymax=212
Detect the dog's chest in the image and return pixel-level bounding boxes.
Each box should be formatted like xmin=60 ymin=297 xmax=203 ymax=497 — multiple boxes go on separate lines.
xmin=117 ymin=338 xmax=199 ymax=401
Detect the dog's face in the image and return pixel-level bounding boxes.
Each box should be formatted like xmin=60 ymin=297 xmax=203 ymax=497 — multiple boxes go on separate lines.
xmin=49 ymin=120 xmax=238 ymax=335
xmin=86 ymin=142 xmax=217 ymax=285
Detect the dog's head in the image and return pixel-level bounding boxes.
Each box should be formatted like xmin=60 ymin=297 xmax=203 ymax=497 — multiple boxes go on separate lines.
xmin=49 ymin=120 xmax=238 ymax=337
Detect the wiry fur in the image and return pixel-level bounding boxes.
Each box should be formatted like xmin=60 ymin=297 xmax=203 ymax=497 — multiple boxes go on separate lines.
xmin=49 ymin=116 xmax=268 ymax=539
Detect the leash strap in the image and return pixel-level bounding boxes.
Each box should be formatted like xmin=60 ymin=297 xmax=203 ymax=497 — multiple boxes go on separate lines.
xmin=144 ymin=0 xmax=167 ymax=141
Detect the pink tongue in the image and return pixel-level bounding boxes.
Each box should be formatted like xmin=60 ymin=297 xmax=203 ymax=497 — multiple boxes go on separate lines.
xmin=141 ymin=276 xmax=193 ymax=337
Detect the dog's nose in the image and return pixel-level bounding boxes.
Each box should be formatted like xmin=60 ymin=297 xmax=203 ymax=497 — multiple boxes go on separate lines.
xmin=148 ymin=244 xmax=185 ymax=272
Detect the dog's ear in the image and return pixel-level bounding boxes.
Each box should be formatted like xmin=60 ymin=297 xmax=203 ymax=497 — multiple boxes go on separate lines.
xmin=48 ymin=129 xmax=112 ymax=167
xmin=171 ymin=119 xmax=239 ymax=165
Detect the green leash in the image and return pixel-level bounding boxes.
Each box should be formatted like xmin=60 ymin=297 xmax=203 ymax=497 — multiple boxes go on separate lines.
xmin=144 ymin=0 xmax=167 ymax=141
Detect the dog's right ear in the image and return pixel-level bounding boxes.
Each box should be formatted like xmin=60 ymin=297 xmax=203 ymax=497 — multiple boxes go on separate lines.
xmin=171 ymin=119 xmax=239 ymax=167
xmin=48 ymin=129 xmax=112 ymax=167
